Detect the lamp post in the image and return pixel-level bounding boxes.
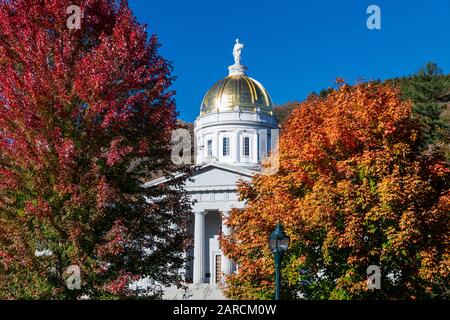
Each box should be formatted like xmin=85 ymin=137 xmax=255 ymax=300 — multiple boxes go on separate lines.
xmin=268 ymin=223 xmax=290 ymax=300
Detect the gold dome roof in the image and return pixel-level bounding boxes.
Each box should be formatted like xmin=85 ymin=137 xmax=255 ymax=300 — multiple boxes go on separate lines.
xmin=200 ymin=74 xmax=274 ymax=115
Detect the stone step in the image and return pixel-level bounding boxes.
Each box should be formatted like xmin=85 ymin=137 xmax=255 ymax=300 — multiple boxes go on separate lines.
xmin=163 ymin=283 xmax=226 ymax=300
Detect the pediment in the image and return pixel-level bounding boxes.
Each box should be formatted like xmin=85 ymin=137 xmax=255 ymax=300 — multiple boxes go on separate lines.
xmin=185 ymin=163 xmax=256 ymax=191
xmin=145 ymin=162 xmax=258 ymax=191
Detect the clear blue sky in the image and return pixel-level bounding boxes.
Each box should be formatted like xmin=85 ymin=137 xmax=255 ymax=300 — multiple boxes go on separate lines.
xmin=129 ymin=0 xmax=450 ymax=122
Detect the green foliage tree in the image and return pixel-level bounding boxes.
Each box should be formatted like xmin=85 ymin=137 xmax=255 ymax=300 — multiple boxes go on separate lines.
xmin=398 ymin=62 xmax=450 ymax=150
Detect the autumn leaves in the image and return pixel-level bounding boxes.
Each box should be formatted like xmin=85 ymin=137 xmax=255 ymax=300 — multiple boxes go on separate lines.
xmin=222 ymin=82 xmax=450 ymax=299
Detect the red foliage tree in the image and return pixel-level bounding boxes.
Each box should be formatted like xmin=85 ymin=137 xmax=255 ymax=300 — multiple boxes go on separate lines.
xmin=0 ymin=0 xmax=191 ymax=299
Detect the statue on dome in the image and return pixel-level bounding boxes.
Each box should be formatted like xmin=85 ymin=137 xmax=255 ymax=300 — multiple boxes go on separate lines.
xmin=233 ymin=38 xmax=244 ymax=65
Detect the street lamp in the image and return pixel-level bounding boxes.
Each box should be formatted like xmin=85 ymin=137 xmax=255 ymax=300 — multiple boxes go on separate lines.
xmin=268 ymin=223 xmax=290 ymax=300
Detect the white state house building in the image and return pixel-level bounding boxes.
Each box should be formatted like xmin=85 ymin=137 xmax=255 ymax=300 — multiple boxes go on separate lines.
xmin=145 ymin=40 xmax=279 ymax=299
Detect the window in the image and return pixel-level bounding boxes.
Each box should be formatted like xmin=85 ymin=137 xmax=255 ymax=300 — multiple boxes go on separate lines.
xmin=267 ymin=130 xmax=272 ymax=154
xmin=207 ymin=140 xmax=212 ymax=158
xmin=222 ymin=137 xmax=230 ymax=156
xmin=243 ymin=137 xmax=250 ymax=157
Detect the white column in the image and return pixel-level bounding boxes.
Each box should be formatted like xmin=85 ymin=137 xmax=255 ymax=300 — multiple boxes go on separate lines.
xmin=217 ymin=132 xmax=222 ymax=161
xmin=193 ymin=211 xmax=205 ymax=284
xmin=252 ymin=131 xmax=258 ymax=164
xmin=196 ymin=135 xmax=202 ymax=165
xmin=233 ymin=131 xmax=240 ymax=164
xmin=214 ymin=132 xmax=219 ymax=160
xmin=259 ymin=129 xmax=268 ymax=162
xmin=221 ymin=211 xmax=234 ymax=282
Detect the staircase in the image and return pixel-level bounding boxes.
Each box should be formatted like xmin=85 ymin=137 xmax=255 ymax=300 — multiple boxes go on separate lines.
xmin=162 ymin=283 xmax=226 ymax=300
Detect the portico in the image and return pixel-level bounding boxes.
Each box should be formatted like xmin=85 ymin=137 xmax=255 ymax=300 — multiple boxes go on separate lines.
xmin=191 ymin=209 xmax=233 ymax=284
xmin=185 ymin=163 xmax=256 ymax=284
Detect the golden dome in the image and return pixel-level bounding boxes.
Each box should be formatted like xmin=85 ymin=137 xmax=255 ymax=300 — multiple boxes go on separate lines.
xmin=200 ymin=74 xmax=274 ymax=115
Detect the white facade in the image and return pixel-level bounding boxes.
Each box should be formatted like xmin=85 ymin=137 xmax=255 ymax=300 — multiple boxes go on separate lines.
xmin=186 ymin=163 xmax=256 ymax=284
xmin=195 ymin=111 xmax=278 ymax=168
xmin=153 ymin=42 xmax=279 ymax=298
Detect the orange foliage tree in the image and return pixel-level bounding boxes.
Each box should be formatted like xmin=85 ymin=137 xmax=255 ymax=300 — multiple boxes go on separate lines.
xmin=221 ymin=81 xmax=450 ymax=300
